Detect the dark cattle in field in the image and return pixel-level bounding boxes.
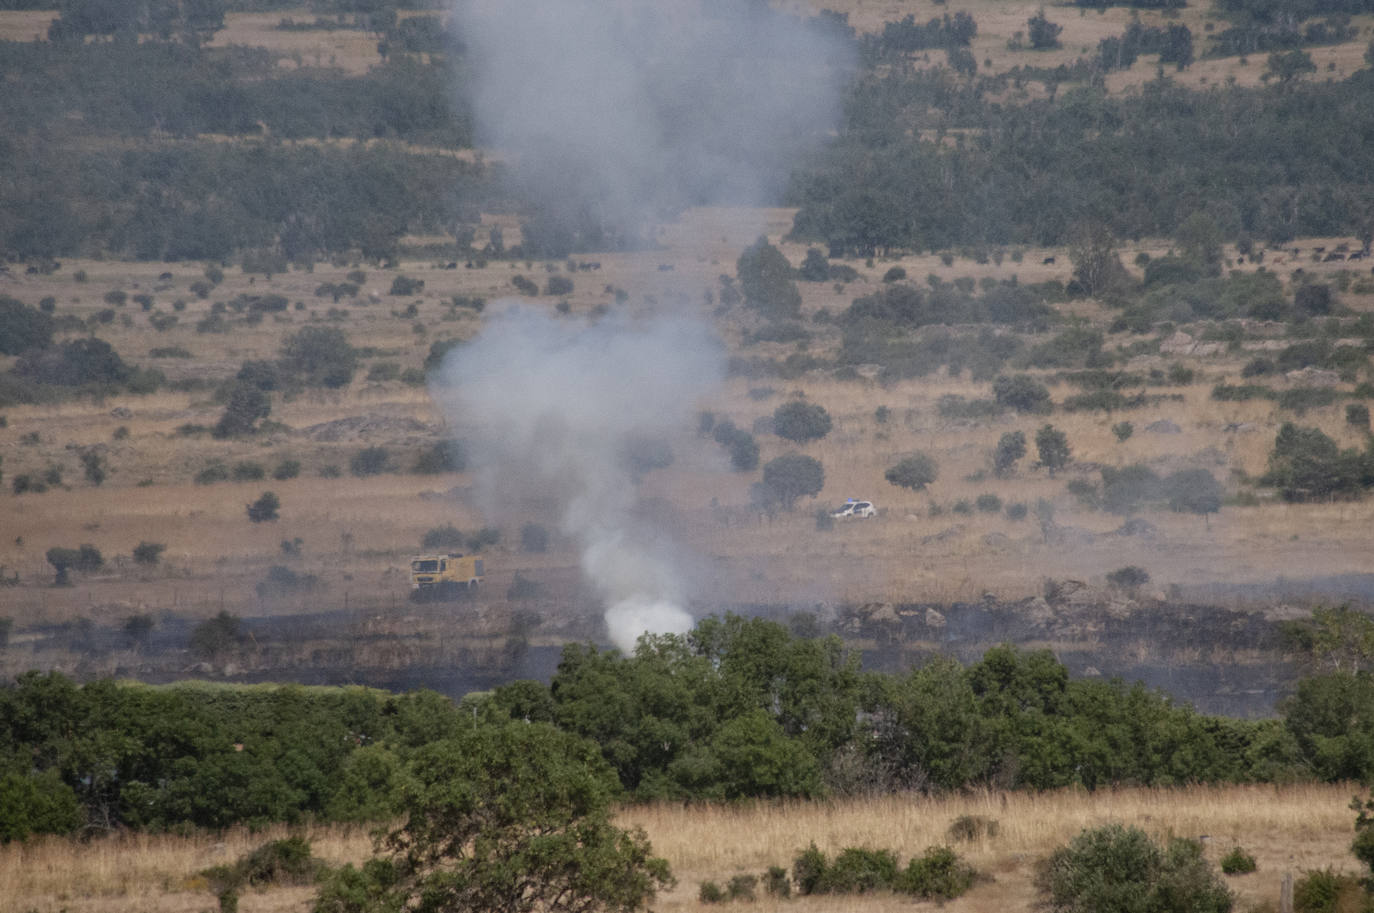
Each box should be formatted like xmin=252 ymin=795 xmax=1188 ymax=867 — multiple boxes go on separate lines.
xmin=445 ymin=262 xmax=457 ymax=269
xmin=1348 ymin=251 xmax=1365 ymax=261
xmin=1314 ymin=246 xmax=1326 ymax=254
xmin=1042 ymin=256 xmax=1055 ymax=265
xmin=1323 ymin=252 xmax=1345 ymax=262
xmin=158 ymin=271 xmax=173 ymax=281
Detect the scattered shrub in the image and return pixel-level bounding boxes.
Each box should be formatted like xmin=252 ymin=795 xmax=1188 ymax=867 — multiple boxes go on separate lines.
xmin=714 ymin=875 xmax=753 ymax=902
xmin=388 ymin=275 xmax=424 ymax=296
xmin=232 ymin=461 xmax=265 ymax=482
xmin=1293 ymin=868 xmax=1366 ymax=913
xmin=896 ymin=846 xmax=978 ymax=901
xmin=1107 ymin=566 xmax=1150 ymax=590
xmin=350 ymin=447 xmax=391 ymax=477
xmin=273 ymin=460 xmax=301 ymax=481
xmin=195 ymin=462 xmax=231 ymax=485
xmin=1112 ymin=421 xmax=1134 ymax=442
xmin=773 ymin=400 xmax=833 ymax=443
xmin=824 ymin=847 xmax=899 ymax=893
xmin=1005 ymin=501 xmax=1028 ymax=521
xmin=255 ymin=565 xmax=316 ymax=598
xmin=132 ymin=542 xmax=165 ymax=566
xmin=698 ymin=881 xmax=725 ymax=903
xmin=246 ymin=491 xmax=280 ymax=522
xmin=421 ymin=524 xmax=465 ymax=551
xmin=764 ymin=866 xmax=790 ymax=898
xmin=1036 ymin=825 xmax=1232 ymax=913
xmin=948 ymin=815 xmax=1000 ymax=842
xmin=976 ymin=493 xmax=1003 ymax=513
xmin=411 ymin=440 xmax=466 ymax=474
xmin=1219 ymin=846 xmax=1256 ymax=875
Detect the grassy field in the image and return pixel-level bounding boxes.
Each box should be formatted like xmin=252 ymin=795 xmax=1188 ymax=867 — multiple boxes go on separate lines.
xmin=0 ymin=783 xmax=1360 ymax=912
xmin=2 ymin=207 xmax=1371 ymax=634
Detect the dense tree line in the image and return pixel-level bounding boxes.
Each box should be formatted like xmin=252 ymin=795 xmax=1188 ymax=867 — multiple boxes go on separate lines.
xmin=0 ymin=135 xmax=490 ymax=260
xmin=0 ymin=42 xmax=470 ymax=143
xmin=4 ymin=613 xmax=1371 ymax=839
xmin=789 ymin=68 xmax=1374 ymax=253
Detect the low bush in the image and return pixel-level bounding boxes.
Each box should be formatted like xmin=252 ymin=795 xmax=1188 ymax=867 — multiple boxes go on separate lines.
xmin=132 ymin=542 xmax=165 ymax=566
xmin=727 ymin=874 xmax=758 ymax=901
xmin=1219 ymin=846 xmax=1256 ymax=875
xmin=350 ymin=447 xmax=391 ymax=477
xmin=421 ymin=524 xmax=465 ymax=550
xmin=896 ymin=845 xmax=978 ymax=901
xmin=764 ymin=865 xmax=790 ymax=898
xmin=273 ymin=460 xmax=301 ymax=481
xmin=255 ymin=566 xmax=317 ymax=598
xmin=1036 ymin=825 xmax=1232 ymax=913
xmin=948 ymin=815 xmax=1000 ymax=842
xmin=975 ymin=493 xmax=1003 ymax=513
xmin=232 ymin=461 xmax=265 ymax=482
xmin=246 ymin=491 xmax=280 ymax=522
xmin=195 ymin=462 xmax=230 ymax=485
xmin=1293 ymin=868 xmax=1367 ymax=913
xmin=698 ymin=881 xmax=725 ymax=903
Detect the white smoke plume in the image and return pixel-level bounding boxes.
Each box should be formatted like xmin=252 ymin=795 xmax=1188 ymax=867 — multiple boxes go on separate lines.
xmin=453 ymin=0 xmax=852 ymax=241
xmin=433 ymin=305 xmax=724 ymax=651
xmin=436 ymin=0 xmax=851 ymax=649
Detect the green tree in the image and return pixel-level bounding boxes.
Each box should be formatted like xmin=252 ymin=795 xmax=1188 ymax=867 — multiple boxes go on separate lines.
xmin=1035 ymin=425 xmax=1071 ymax=476
xmin=45 ymin=544 xmax=102 ymax=586
xmin=0 ymin=296 xmax=55 ymax=355
xmin=799 ymin=249 xmax=831 ymax=281
xmin=1265 ymin=49 xmax=1316 ymax=84
xmin=1263 ymin=423 xmax=1366 ymax=501
xmin=1068 ymin=223 xmax=1129 ymax=298
xmin=773 ymin=401 xmax=833 ymax=444
xmin=992 ymin=431 xmax=1027 ymax=477
xmin=79 ymin=447 xmax=106 ymax=486
xmin=314 ymin=723 xmax=672 ymax=913
xmin=0 ymin=769 xmax=83 ymax=842
xmin=885 ymin=454 xmax=939 ymax=491
xmin=1164 ymin=468 xmax=1222 ymax=525
xmin=214 ymin=383 xmax=271 ymax=438
xmin=247 ymin=491 xmax=280 ymax=522
xmin=1027 ymin=9 xmax=1062 ymax=49
xmin=1176 ymin=212 xmax=1224 ymax=277
xmin=281 ymin=327 xmax=357 ymax=389
xmin=736 ymin=237 xmax=801 ymax=320
xmin=761 ymin=454 xmax=825 ymax=511
xmin=189 ymin=610 xmax=245 ymax=660
xmin=993 ymin=374 xmax=1052 ymax=413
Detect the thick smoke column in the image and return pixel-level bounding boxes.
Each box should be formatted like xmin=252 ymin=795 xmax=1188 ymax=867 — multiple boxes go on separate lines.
xmin=434 ymin=306 xmax=724 ymax=652
xmin=439 ymin=0 xmax=849 ymax=649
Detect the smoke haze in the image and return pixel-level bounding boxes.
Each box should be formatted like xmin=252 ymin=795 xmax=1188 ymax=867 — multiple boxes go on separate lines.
xmin=434 ymin=306 xmax=724 ymax=651
xmin=453 ymin=0 xmax=851 ymax=239
xmin=438 ymin=0 xmax=851 ymax=649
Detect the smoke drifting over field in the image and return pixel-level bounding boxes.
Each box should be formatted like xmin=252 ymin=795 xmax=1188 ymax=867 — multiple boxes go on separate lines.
xmin=434 ymin=307 xmax=724 ymax=651
xmin=440 ymin=0 xmax=849 ymax=649
xmin=453 ymin=0 xmax=851 ymax=239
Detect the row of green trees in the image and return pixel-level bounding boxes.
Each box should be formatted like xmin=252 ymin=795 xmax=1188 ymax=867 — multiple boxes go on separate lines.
xmin=4 ymin=612 xmax=1371 ymax=840
xmin=789 ymin=68 xmax=1374 ymax=253
xmin=0 ymin=42 xmax=470 ymax=143
xmin=1 ymin=135 xmax=489 ymax=261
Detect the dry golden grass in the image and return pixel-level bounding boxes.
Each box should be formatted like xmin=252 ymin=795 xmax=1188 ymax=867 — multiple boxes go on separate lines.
xmin=5 ymin=221 xmax=1374 ymax=624
xmin=2 ymin=783 xmax=1360 ymax=913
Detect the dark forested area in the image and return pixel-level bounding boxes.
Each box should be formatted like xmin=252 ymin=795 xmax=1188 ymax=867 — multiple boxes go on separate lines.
xmin=788 ymin=69 xmax=1374 ymax=255
xmin=2 ymin=615 xmax=1370 ymax=840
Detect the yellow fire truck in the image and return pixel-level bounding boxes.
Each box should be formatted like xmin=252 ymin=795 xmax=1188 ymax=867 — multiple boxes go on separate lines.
xmin=409 ymin=553 xmax=484 ymax=600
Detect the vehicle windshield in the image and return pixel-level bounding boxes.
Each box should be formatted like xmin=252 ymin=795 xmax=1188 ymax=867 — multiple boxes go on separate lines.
xmin=412 ymin=559 xmax=439 ymax=573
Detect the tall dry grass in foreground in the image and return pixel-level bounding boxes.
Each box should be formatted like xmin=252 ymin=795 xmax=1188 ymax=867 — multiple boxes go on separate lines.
xmin=2 ymin=783 xmax=1359 ymax=913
